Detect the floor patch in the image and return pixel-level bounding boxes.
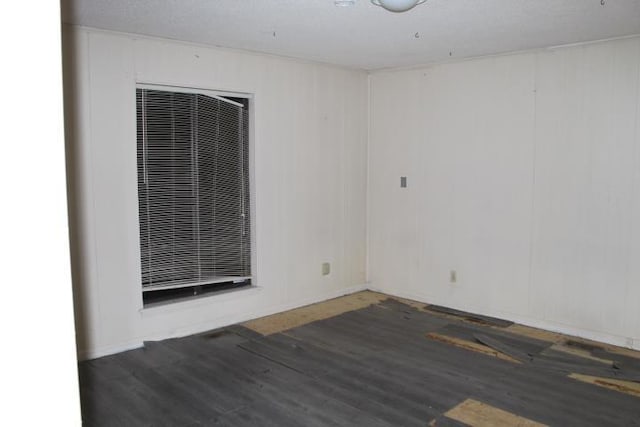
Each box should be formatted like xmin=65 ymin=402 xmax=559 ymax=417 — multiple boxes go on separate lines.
xmin=569 ymin=373 xmax=640 ymax=398
xmin=506 ymin=324 xmax=640 ymax=361
xmin=547 ymin=342 xmax=614 ymax=365
xmin=426 ymin=332 xmax=521 ymax=364
xmin=425 ymin=305 xmax=513 ymax=328
xmin=443 ymin=399 xmax=547 ymax=427
xmin=505 ymin=324 xmax=564 ymax=343
xmin=243 ymin=291 xmax=388 ymax=335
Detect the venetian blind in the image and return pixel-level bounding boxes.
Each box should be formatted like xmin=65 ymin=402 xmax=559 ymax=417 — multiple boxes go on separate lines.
xmin=136 ymin=88 xmax=251 ymax=291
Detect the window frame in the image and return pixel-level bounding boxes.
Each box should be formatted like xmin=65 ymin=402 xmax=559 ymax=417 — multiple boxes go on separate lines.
xmin=135 ymin=82 xmax=257 ymax=307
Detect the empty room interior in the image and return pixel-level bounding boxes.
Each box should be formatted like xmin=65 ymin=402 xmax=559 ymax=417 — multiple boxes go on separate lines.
xmin=50 ymin=0 xmax=640 ymax=425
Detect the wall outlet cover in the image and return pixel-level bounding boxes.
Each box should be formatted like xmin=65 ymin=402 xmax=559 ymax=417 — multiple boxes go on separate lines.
xmin=450 ymin=270 xmax=457 ymax=283
xmin=322 ymin=262 xmax=331 ymax=275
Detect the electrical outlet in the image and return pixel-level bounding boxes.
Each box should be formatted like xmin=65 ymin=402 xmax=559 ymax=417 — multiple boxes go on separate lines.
xmin=322 ymin=262 xmax=331 ymax=276
xmin=450 ymin=270 xmax=457 ymax=283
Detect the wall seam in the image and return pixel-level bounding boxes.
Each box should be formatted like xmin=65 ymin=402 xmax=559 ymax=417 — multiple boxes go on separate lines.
xmin=629 ymin=40 xmax=640 ymax=342
xmin=365 ymin=73 xmax=372 ymax=284
xmin=526 ymin=52 xmax=540 ymax=318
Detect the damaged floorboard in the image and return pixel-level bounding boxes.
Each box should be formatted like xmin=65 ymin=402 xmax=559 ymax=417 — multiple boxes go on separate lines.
xmin=79 ymin=292 xmax=640 ymax=426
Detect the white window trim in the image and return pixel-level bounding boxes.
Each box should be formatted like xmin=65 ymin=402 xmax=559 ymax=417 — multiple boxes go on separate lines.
xmin=136 ymin=82 xmax=248 ymax=108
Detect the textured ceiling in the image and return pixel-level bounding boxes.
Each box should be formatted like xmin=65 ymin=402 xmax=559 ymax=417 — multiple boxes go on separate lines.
xmin=61 ymin=0 xmax=640 ymax=70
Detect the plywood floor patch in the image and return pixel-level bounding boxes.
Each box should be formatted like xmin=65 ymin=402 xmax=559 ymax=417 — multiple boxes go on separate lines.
xmin=443 ymin=399 xmax=547 ymax=427
xmin=426 ymin=332 xmax=522 ymax=364
xmin=569 ymin=373 xmax=640 ymax=398
xmin=243 ymin=291 xmax=388 ymax=335
xmin=549 ymin=343 xmax=614 ymax=365
xmin=385 ymin=295 xmax=429 ymax=312
xmin=506 ymin=324 xmax=640 ymax=361
xmin=505 ymin=324 xmax=563 ymax=343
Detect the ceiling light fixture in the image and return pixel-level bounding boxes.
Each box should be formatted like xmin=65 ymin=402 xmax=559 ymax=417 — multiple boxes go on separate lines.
xmin=371 ymin=0 xmax=426 ymax=12
xmin=335 ymin=0 xmax=356 ymax=6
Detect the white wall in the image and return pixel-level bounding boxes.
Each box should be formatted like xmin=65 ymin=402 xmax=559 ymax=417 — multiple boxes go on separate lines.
xmin=64 ymin=26 xmax=368 ymax=359
xmin=369 ymin=36 xmax=640 ymax=350
xmin=2 ymin=3 xmax=81 ymax=425
xmin=66 ymin=24 xmax=640 ymax=359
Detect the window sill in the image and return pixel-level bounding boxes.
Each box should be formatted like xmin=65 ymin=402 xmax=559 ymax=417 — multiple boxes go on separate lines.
xmin=139 ymin=285 xmax=262 ymax=318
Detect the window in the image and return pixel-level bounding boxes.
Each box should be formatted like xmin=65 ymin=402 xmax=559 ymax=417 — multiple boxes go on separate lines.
xmin=136 ymin=85 xmax=251 ymax=306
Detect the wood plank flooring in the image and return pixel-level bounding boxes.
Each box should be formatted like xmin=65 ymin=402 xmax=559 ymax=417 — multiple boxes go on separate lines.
xmin=78 ymin=293 xmax=640 ymax=426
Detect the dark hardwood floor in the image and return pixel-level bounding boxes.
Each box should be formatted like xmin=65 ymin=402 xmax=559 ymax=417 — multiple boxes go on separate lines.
xmin=78 ymin=296 xmax=640 ymax=426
